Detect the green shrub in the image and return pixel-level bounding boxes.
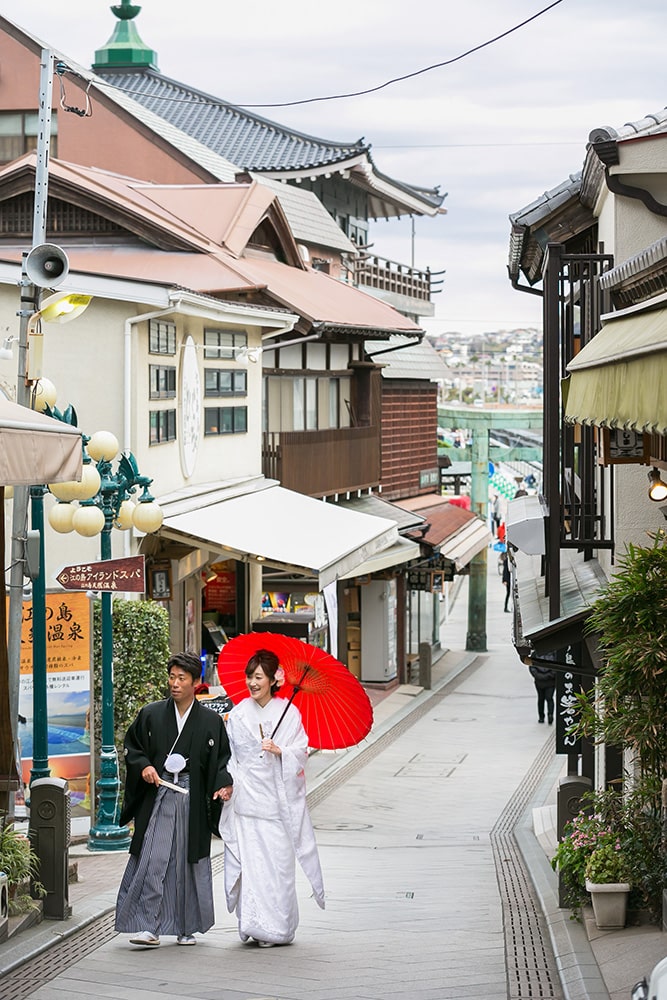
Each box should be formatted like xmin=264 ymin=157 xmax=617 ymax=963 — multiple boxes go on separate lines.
xmin=580 ymin=536 xmax=667 ymax=778
xmin=0 ymin=823 xmax=45 ymax=914
xmin=92 ymin=598 xmax=171 ymax=782
xmin=585 ymin=843 xmax=631 ymax=885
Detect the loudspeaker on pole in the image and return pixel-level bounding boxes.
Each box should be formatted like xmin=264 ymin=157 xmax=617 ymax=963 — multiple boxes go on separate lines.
xmin=25 ymin=243 xmax=69 ymax=288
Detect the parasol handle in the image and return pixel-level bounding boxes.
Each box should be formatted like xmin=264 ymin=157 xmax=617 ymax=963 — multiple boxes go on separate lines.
xmin=260 ymin=664 xmax=310 ymax=755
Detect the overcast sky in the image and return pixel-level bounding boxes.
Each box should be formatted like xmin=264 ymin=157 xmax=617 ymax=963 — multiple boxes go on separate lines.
xmin=11 ymin=0 xmax=667 ymax=337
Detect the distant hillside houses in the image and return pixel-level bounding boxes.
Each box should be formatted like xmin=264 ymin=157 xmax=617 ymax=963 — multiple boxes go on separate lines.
xmin=426 ymin=328 xmax=543 ymax=406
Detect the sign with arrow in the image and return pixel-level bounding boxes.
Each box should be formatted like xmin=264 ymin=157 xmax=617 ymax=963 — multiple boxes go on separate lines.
xmin=56 ymin=555 xmax=145 ymax=593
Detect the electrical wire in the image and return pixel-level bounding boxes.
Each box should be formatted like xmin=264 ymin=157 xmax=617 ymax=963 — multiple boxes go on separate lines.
xmin=88 ymin=0 xmax=564 ymax=112
xmin=241 ymin=0 xmax=565 ymax=108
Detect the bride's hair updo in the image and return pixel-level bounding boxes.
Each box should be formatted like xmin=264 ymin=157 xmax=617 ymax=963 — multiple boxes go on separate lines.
xmin=246 ymin=649 xmax=283 ymax=694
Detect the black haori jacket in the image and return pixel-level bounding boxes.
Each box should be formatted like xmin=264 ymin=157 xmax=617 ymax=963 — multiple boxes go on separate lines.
xmin=120 ymin=697 xmax=232 ymax=863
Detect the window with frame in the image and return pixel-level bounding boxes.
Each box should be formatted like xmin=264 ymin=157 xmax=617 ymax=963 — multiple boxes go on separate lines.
xmin=149 ymin=319 xmax=176 ymax=355
xmin=293 ymin=378 xmax=318 ymax=431
xmin=204 ymin=328 xmax=247 ymax=360
xmin=149 ymin=365 xmax=176 ymax=399
xmin=204 ymin=369 xmax=247 ymax=397
xmin=149 ymin=409 xmax=176 ymax=444
xmin=0 ymin=112 xmax=58 ymax=163
xmin=205 ymin=406 xmax=248 ymax=435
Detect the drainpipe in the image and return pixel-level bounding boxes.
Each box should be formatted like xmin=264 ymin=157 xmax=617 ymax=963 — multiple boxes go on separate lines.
xmin=122 ymin=304 xmax=180 ymax=555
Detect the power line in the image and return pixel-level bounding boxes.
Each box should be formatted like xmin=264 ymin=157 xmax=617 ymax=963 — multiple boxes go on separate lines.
xmin=240 ymin=1 xmax=565 ymax=108
xmin=92 ymin=1 xmax=565 ymax=112
xmin=375 ymin=141 xmax=581 ymax=149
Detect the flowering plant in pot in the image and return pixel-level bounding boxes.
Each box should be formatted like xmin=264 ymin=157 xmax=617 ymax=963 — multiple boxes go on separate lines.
xmin=551 ymin=809 xmax=616 ymax=915
xmin=585 ymin=842 xmax=631 ymax=930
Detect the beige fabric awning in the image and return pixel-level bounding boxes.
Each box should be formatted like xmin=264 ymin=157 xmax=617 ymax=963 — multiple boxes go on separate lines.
xmin=565 ymin=303 xmax=667 ymax=434
xmin=0 ymin=397 xmax=82 ymax=486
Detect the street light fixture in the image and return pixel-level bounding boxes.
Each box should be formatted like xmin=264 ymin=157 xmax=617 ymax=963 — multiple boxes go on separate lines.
xmin=48 ymin=430 xmax=163 ymax=851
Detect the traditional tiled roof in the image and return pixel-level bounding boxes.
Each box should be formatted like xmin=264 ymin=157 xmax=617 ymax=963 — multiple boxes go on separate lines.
xmin=582 ymin=108 xmax=667 ymax=206
xmin=256 ymin=177 xmax=357 ymax=255
xmin=507 ymin=173 xmax=588 ymax=285
xmin=93 ymin=70 xmax=445 ymax=214
xmin=96 ymin=71 xmax=365 ymax=172
xmin=509 ymin=104 xmax=667 ymax=286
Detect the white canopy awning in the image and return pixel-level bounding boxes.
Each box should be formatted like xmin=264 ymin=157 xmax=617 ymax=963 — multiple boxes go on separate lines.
xmin=339 ymin=536 xmax=420 ymax=580
xmin=160 ymin=482 xmax=399 ymax=589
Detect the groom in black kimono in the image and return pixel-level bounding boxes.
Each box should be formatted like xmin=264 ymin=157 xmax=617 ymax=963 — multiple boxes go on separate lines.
xmin=115 ymin=651 xmax=233 ymax=947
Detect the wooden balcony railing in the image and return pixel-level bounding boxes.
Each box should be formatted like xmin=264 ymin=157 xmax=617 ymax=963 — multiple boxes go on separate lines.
xmin=262 ymin=426 xmax=381 ymax=497
xmin=353 ymin=254 xmax=434 ymax=303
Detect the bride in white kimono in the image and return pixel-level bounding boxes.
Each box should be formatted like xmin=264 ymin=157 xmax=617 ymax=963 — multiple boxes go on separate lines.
xmin=220 ymin=648 xmax=325 ymax=947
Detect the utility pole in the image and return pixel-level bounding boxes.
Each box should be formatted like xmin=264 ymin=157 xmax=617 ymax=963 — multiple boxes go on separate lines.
xmin=6 ymin=50 xmax=54 ymax=805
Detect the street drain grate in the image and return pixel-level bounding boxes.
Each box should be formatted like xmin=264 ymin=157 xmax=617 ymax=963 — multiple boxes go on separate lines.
xmin=491 ymin=735 xmax=564 ymax=999
xmin=0 ymin=910 xmax=117 ymax=1000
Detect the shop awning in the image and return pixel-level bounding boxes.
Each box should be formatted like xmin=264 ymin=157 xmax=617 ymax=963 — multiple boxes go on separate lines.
xmin=339 ymin=536 xmax=421 ymax=580
xmin=565 ymin=302 xmax=667 ymax=434
xmin=398 ymin=500 xmax=492 ymax=570
xmin=159 ymin=482 xmax=398 ymax=589
xmin=438 ymin=519 xmax=492 ymax=570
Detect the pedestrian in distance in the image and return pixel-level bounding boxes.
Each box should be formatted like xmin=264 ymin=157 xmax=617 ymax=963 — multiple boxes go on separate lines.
xmin=115 ymin=651 xmax=233 ymax=948
xmin=501 ymin=551 xmax=511 ymax=612
xmin=491 ymin=493 xmax=502 ymax=536
xmin=529 ymin=664 xmax=556 ymax=724
xmin=220 ymin=648 xmax=325 ymax=948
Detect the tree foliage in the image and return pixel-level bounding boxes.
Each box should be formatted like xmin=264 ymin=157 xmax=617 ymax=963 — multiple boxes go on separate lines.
xmin=92 ymin=599 xmax=171 ymax=776
xmin=580 ymin=535 xmax=667 ymax=778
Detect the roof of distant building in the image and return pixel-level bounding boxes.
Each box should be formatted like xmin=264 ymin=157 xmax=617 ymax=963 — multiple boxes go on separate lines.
xmin=366 ymin=335 xmax=449 ymax=381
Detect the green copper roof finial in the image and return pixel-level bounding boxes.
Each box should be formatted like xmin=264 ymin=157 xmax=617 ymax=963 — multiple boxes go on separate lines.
xmin=92 ymin=0 xmax=159 ymax=73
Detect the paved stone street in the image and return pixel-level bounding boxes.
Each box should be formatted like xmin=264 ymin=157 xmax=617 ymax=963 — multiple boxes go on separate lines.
xmin=3 ymin=557 xmax=666 ymax=999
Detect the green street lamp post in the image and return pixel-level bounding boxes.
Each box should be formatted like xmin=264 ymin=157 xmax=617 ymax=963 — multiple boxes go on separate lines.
xmin=48 ymin=429 xmax=163 ymax=852
xmin=29 ymin=483 xmax=50 ymax=784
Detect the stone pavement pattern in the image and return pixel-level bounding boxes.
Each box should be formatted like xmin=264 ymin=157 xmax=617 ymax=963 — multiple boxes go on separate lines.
xmin=19 ymin=650 xmax=548 ymax=1000
xmin=2 ymin=555 xmax=666 ymax=998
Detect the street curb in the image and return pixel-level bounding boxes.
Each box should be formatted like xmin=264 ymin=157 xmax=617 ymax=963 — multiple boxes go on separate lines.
xmin=515 ymin=755 xmax=610 ymax=1000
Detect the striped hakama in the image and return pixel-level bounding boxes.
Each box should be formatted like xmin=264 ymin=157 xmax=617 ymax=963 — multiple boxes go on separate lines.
xmin=115 ymin=773 xmax=214 ymax=937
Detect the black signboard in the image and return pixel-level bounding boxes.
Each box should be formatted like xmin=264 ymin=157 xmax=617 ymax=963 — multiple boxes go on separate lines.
xmin=555 ymin=668 xmax=582 ymax=755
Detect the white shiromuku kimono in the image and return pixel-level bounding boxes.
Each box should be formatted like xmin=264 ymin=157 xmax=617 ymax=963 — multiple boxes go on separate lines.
xmin=220 ymin=696 xmax=325 ymax=945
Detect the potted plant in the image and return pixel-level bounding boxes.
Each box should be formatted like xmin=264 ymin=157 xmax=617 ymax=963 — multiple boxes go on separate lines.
xmin=551 ymin=809 xmax=612 ymax=917
xmin=0 ymin=823 xmax=45 ymax=915
xmin=584 ymin=842 xmax=631 ymax=929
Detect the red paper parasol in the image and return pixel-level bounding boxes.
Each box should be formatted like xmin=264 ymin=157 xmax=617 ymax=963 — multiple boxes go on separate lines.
xmin=217 ymin=632 xmax=373 ymax=750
